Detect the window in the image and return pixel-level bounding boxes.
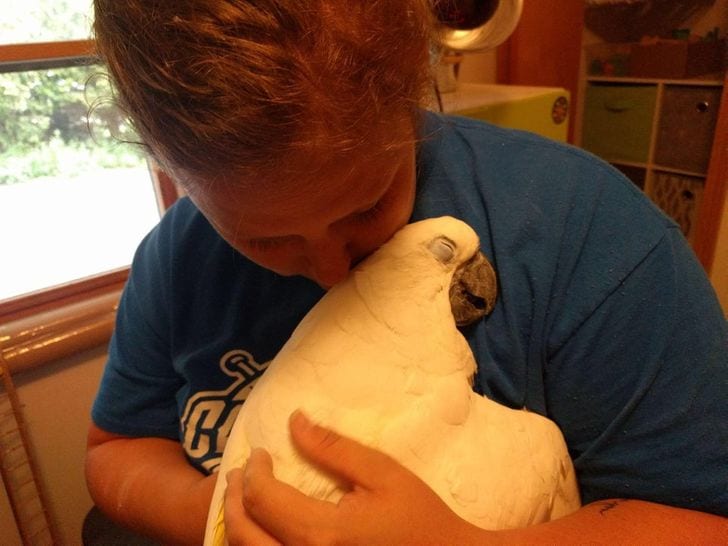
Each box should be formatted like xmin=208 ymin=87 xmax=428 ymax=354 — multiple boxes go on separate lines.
xmin=0 ymin=0 xmax=93 ymax=44
xmin=0 ymin=1 xmax=169 ymax=317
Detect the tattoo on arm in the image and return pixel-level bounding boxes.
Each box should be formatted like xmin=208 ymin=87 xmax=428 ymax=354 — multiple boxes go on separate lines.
xmin=599 ymin=500 xmax=629 ymax=515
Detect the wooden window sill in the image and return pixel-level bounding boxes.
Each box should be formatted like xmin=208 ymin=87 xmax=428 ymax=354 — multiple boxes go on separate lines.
xmin=0 ymin=277 xmax=125 ymax=376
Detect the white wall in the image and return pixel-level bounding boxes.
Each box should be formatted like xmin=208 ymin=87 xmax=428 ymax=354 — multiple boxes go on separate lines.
xmin=457 ymin=50 xmax=499 ymax=84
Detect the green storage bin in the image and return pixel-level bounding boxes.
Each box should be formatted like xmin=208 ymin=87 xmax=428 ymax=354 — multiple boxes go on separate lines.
xmin=582 ymin=83 xmax=657 ymax=163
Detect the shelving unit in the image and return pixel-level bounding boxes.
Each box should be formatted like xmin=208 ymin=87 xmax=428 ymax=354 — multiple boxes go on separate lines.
xmin=580 ymin=74 xmax=723 ymax=244
xmin=574 ymin=0 xmax=728 ymax=249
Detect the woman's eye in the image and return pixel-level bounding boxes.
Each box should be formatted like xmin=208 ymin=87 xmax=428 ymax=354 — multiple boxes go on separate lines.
xmin=354 ymin=201 xmax=384 ymax=223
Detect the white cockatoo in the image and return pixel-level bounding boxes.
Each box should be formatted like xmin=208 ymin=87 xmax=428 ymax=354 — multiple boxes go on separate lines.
xmin=204 ymin=216 xmax=580 ymax=545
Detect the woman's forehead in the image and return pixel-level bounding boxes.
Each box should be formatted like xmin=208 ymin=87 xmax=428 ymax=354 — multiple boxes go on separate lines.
xmin=217 ymin=138 xmax=411 ymax=194
xmin=188 ymin=140 xmax=415 ymax=221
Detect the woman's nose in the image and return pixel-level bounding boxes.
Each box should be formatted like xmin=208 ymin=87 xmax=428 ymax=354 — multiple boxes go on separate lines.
xmin=305 ymin=237 xmax=353 ymax=289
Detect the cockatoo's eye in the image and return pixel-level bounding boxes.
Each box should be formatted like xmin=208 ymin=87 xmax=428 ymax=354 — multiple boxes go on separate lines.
xmin=428 ymin=236 xmax=457 ymax=264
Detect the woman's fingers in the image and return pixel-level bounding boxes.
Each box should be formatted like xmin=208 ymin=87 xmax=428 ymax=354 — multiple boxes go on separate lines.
xmin=288 ymin=410 xmax=401 ymax=491
xmin=224 ymin=467 xmax=281 ymax=546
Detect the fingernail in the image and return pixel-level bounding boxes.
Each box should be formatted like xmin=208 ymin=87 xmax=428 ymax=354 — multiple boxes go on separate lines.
xmin=247 ymin=447 xmax=267 ymax=465
xmin=225 ymin=468 xmax=241 ymax=484
xmin=290 ymin=409 xmax=312 ymax=430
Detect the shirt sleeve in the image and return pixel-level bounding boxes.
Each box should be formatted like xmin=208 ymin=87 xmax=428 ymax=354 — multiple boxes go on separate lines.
xmin=91 ymin=216 xmax=182 ymax=440
xmin=416 ymin=116 xmax=727 ymax=516
xmin=546 ymin=225 xmax=728 ymax=515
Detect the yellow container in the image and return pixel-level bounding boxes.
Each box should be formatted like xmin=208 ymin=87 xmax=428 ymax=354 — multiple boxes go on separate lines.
xmin=439 ymin=83 xmax=571 ymax=143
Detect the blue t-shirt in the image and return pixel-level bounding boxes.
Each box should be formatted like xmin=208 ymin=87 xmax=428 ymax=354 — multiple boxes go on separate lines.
xmin=92 ymin=111 xmax=728 ymax=516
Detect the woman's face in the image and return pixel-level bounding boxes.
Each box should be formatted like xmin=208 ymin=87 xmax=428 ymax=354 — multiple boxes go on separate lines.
xmin=186 ymin=142 xmax=417 ymax=289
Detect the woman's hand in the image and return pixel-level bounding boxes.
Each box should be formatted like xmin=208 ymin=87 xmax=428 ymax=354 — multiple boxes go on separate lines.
xmin=224 ymin=410 xmax=482 ymax=546
xmin=224 ymin=468 xmax=281 ymax=546
xmin=223 ymin=411 xmax=728 ymax=546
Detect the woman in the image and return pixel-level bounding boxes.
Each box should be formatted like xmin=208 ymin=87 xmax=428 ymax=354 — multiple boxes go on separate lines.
xmin=86 ymin=1 xmax=728 ymax=544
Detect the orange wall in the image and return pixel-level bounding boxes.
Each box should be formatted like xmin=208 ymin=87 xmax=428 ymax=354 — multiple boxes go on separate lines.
xmin=497 ymin=1 xmax=586 ymax=143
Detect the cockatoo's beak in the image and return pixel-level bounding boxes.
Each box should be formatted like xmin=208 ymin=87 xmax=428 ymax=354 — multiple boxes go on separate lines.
xmin=449 ymin=251 xmax=497 ymax=326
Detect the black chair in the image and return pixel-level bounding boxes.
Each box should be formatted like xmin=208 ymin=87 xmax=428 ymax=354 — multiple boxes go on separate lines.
xmin=82 ymin=506 xmax=159 ymax=546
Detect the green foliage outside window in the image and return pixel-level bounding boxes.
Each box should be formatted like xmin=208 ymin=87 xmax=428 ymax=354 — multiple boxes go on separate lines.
xmin=0 ymin=66 xmax=145 ymax=185
xmin=0 ymin=0 xmax=145 ymax=186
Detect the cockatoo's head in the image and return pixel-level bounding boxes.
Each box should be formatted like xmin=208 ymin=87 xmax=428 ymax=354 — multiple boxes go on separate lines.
xmin=349 ymin=216 xmax=497 ymax=330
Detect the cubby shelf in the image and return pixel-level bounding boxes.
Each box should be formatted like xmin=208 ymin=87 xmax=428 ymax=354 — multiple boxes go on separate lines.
xmin=579 ymin=75 xmax=724 ymax=244
xmin=587 ymin=76 xmax=723 ymax=87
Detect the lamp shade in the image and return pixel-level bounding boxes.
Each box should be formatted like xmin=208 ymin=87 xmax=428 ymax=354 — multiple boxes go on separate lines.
xmin=436 ymin=0 xmax=523 ymax=51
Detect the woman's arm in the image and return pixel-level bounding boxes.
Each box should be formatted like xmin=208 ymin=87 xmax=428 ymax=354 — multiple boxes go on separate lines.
xmin=229 ymin=412 xmax=728 ymax=546
xmin=85 ymin=422 xmax=217 ymax=546
xmin=480 ymin=499 xmax=728 ymax=545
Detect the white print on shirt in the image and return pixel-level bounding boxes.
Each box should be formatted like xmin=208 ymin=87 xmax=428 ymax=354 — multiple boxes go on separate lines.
xmin=180 ymin=349 xmax=269 ymax=473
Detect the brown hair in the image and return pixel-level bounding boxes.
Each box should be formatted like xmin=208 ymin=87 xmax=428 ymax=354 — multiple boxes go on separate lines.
xmin=93 ymin=0 xmax=438 ymax=183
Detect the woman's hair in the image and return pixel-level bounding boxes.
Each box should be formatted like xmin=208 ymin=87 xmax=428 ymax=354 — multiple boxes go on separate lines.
xmin=93 ymin=0 xmax=438 ymax=183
